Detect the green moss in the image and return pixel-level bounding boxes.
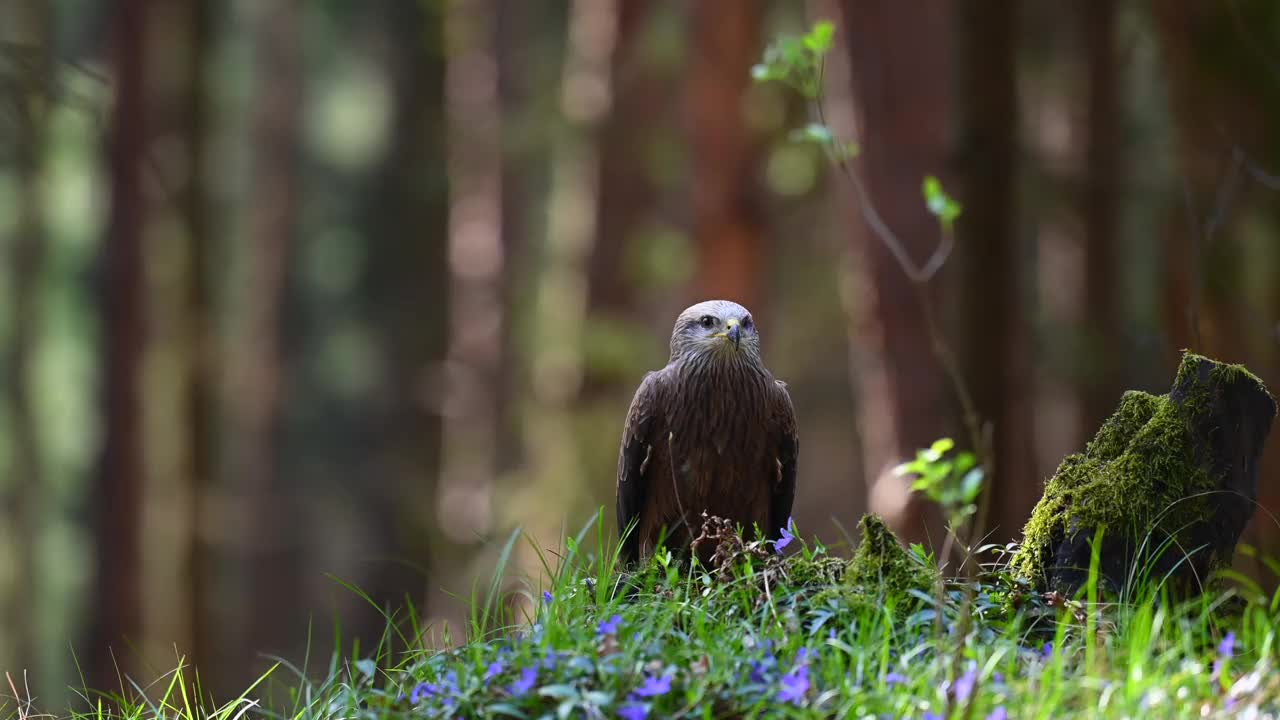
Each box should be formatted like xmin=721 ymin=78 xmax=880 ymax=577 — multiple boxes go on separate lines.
xmin=812 ymin=514 xmax=934 ymax=614
xmin=1012 ymin=352 xmax=1270 ymax=588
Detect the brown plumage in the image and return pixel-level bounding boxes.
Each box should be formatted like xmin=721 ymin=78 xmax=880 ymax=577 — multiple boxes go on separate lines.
xmin=615 ymin=300 xmax=798 ymax=564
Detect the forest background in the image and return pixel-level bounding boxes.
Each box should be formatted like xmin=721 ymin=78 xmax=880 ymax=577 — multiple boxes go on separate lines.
xmin=2 ymin=0 xmax=1279 ymax=701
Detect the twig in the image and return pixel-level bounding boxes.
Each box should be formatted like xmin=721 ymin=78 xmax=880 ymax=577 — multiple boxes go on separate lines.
xmin=812 ymin=55 xmax=993 ymax=718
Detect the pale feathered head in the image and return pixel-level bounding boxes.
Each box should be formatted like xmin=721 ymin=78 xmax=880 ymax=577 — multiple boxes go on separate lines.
xmin=669 ymin=299 xmax=761 ymax=363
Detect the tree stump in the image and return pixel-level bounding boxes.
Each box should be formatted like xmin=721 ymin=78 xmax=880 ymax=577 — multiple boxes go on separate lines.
xmin=1012 ymin=352 xmax=1276 ymax=596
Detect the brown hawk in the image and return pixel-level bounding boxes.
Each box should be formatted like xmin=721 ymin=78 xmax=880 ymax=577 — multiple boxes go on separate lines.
xmin=615 ymin=300 xmax=798 ymax=564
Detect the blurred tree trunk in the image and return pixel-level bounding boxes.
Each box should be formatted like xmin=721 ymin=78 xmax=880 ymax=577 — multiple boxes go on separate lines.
xmin=1152 ymin=5 xmax=1250 ymax=362
xmin=437 ymin=0 xmax=504 ymax=559
xmin=90 ymin=0 xmax=148 ymax=686
xmin=1079 ymin=0 xmax=1124 ymax=433
xmin=518 ymin=0 xmax=617 ymax=569
xmin=234 ymin=0 xmax=300 ymax=676
xmin=493 ymin=0 xmax=538 ymax=477
xmin=359 ymin=0 xmax=449 ymax=634
xmin=1152 ymin=3 xmax=1276 ymax=563
xmin=687 ymin=0 xmax=764 ymax=310
xmin=839 ymin=0 xmax=953 ymax=545
xmin=954 ymin=0 xmax=1032 ymax=542
xmin=582 ymin=0 xmax=659 ymax=400
xmin=180 ymin=0 xmax=213 ymax=676
xmin=2 ymin=0 xmax=51 ymax=674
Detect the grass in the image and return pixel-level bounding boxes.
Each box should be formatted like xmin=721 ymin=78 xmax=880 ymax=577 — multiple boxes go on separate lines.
xmin=8 ymin=511 xmax=1280 ymax=720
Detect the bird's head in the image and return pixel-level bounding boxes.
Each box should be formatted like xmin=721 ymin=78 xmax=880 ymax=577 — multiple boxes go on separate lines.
xmin=669 ymin=299 xmax=761 ymax=362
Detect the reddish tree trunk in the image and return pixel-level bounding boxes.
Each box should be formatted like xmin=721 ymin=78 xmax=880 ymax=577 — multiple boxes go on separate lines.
xmin=89 ymin=0 xmax=148 ymax=686
xmin=687 ymin=0 xmax=764 ymax=310
xmin=840 ymin=0 xmax=954 ymax=545
xmin=1152 ymin=2 xmax=1279 ymax=569
xmin=1080 ymin=0 xmax=1125 ymax=433
xmin=955 ymin=0 xmax=1032 ymax=542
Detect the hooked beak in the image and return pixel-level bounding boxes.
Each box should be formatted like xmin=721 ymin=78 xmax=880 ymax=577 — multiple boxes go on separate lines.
xmin=724 ymin=319 xmax=741 ymax=349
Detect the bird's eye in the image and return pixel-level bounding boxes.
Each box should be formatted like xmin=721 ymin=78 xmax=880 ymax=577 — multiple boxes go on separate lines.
xmin=699 ymin=315 xmax=717 ymax=329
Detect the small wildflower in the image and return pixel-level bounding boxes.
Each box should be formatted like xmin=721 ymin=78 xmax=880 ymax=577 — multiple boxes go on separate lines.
xmin=542 ymin=649 xmax=564 ymax=670
xmin=1218 ymin=631 xmax=1237 ymax=658
xmin=986 ymin=707 xmax=1008 ymax=720
xmin=884 ymin=671 xmax=908 ymax=686
xmin=952 ymin=662 xmax=977 ymax=704
xmin=485 ymin=659 xmax=505 ymax=680
xmin=1213 ymin=631 xmax=1237 ymax=679
xmin=618 ymin=702 xmax=649 ymax=720
xmin=634 ymin=673 xmax=672 ymax=698
xmin=543 ymin=590 xmax=554 ymax=603
xmin=775 ymin=517 xmax=796 ymax=554
xmin=409 ymin=682 xmax=437 ymax=704
xmin=777 ymin=664 xmax=810 ymax=705
xmin=1042 ymin=642 xmax=1054 ymax=659
xmin=923 ymin=713 xmax=944 ymax=720
xmin=509 ymin=667 xmax=538 ymax=697
xmin=750 ymin=653 xmax=777 ymax=683
xmin=597 ymin=614 xmax=623 ymax=636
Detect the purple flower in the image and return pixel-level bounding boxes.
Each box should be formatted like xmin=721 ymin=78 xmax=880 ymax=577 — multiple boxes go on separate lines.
xmin=777 ymin=664 xmax=810 ymax=706
xmin=1213 ymin=631 xmax=1237 ymax=678
xmin=409 ymin=682 xmax=437 ymax=704
xmin=1042 ymin=642 xmax=1054 ymax=659
xmin=775 ymin=517 xmax=796 ymax=554
xmin=509 ymin=667 xmax=537 ymax=697
xmin=884 ymin=671 xmax=908 ymax=686
xmin=952 ymin=662 xmax=977 ymax=704
xmin=543 ymin=650 xmax=563 ymax=670
xmin=634 ymin=673 xmax=672 ymax=698
xmin=1218 ymin=631 xmax=1237 ymax=658
xmin=618 ymin=702 xmax=649 ymax=720
xmin=598 ymin=614 xmax=623 ymax=636
xmin=750 ymin=653 xmax=777 ymax=683
xmin=986 ymin=707 xmax=1008 ymax=720
xmin=543 ymin=590 xmax=554 ymax=603
xmin=923 ymin=713 xmax=943 ymax=720
xmin=484 ymin=659 xmax=505 ymax=680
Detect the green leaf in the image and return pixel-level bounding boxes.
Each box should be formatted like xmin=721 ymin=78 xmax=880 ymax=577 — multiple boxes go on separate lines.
xmin=539 ymin=684 xmax=580 ymax=700
xmin=922 ymin=175 xmax=962 ymax=227
xmin=803 ymin=21 xmax=836 ymax=55
xmin=929 ymin=437 xmax=955 ymax=456
xmin=960 ymin=467 xmax=985 ymax=504
xmin=790 ymin=122 xmax=834 ymax=145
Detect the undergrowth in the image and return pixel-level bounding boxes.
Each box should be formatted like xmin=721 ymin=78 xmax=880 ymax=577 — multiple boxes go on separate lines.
xmin=20 ymin=511 xmax=1280 ymax=720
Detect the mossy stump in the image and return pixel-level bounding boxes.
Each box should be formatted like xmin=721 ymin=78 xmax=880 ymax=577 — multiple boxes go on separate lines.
xmin=1012 ymin=352 xmax=1276 ymax=596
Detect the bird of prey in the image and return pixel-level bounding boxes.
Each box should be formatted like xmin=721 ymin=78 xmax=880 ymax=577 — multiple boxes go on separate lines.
xmin=615 ymin=299 xmax=798 ymax=564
